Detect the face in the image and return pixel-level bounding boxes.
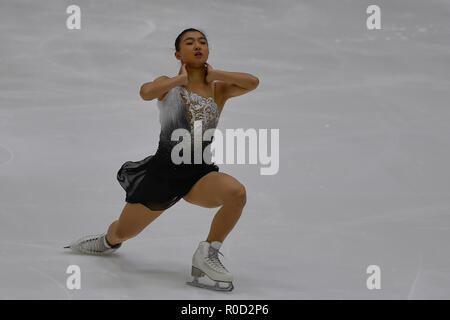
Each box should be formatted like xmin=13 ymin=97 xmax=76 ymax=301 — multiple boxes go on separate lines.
xmin=176 ymin=31 xmax=209 ymax=66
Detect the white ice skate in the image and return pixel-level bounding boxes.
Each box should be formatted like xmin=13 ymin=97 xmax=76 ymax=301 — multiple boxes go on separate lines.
xmin=186 ymin=241 xmax=234 ymax=292
xmin=64 ymin=232 xmax=122 ymax=255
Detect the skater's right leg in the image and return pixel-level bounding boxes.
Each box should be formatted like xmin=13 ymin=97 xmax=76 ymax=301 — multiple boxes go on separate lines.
xmin=106 ymin=203 xmax=165 ymax=246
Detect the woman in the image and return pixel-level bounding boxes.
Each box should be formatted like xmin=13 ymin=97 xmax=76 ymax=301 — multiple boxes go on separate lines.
xmin=65 ymin=28 xmax=259 ymax=291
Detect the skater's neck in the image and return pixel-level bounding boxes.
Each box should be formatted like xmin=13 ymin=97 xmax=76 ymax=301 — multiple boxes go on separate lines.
xmin=185 ymin=64 xmax=208 ymax=89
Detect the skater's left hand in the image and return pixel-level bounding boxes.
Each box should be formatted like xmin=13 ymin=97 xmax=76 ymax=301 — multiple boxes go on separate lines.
xmin=205 ymin=62 xmax=216 ymax=83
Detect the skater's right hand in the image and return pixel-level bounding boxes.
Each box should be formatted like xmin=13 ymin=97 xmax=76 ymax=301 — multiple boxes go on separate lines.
xmin=178 ymin=62 xmax=188 ymax=86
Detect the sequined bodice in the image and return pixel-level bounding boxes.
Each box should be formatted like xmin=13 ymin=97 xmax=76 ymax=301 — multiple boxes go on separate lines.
xmin=156 ymin=85 xmax=220 ymax=143
xmin=179 ymin=86 xmax=219 ymax=133
xmin=155 ymin=85 xmax=219 ymax=164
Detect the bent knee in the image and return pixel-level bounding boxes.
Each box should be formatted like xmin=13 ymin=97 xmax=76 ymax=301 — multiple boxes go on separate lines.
xmin=224 ymin=184 xmax=247 ymax=207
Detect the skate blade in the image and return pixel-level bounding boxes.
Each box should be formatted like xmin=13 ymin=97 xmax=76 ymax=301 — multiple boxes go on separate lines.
xmin=63 ymin=246 xmax=112 ymax=256
xmin=186 ymin=278 xmax=234 ymax=292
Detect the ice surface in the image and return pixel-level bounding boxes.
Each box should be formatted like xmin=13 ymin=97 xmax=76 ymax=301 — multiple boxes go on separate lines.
xmin=1 ymin=0 xmax=450 ymax=299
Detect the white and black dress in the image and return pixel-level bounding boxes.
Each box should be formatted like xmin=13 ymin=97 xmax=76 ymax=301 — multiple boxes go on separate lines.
xmin=117 ymin=84 xmax=220 ymax=211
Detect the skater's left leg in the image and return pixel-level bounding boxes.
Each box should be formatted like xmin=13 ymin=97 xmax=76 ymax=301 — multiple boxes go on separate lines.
xmin=183 ymin=171 xmax=247 ymax=242
xmin=107 ymin=203 xmax=165 ymax=245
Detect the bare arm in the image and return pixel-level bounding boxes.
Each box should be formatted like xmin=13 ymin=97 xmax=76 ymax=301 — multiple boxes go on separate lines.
xmin=212 ymin=70 xmax=259 ymax=90
xmin=204 ymin=63 xmax=259 ymax=101
xmin=140 ymin=75 xmax=184 ymax=101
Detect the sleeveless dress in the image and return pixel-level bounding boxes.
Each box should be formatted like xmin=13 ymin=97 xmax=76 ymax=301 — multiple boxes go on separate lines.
xmin=117 ymin=83 xmax=220 ymax=211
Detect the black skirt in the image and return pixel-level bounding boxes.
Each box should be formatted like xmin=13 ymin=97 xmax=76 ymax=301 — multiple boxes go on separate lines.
xmin=117 ymin=140 xmax=219 ymax=211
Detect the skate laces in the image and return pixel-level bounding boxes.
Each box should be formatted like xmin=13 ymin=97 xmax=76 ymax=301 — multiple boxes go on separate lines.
xmin=207 ymin=247 xmax=228 ymax=272
xmin=81 ymin=235 xmax=108 ymax=253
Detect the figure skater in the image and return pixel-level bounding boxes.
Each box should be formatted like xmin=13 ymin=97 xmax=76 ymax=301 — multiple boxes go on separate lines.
xmin=65 ymin=28 xmax=259 ymax=291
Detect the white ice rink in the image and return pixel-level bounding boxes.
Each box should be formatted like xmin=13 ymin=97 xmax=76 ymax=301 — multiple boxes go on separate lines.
xmin=1 ymin=0 xmax=450 ymax=299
